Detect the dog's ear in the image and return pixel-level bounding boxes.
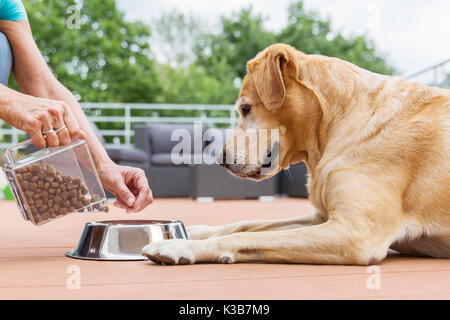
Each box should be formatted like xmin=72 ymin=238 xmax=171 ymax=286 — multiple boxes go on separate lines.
xmin=247 ymin=44 xmax=291 ymax=111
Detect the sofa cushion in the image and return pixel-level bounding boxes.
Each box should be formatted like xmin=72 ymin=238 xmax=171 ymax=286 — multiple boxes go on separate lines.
xmin=148 ymin=124 xmax=205 ymax=154
xmin=151 ymin=153 xmax=204 ymax=166
xmin=106 ymin=146 xmax=149 ymax=163
xmin=203 ymin=128 xmax=229 ymax=148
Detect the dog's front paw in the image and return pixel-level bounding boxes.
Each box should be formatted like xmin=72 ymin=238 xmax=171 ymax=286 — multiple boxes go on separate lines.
xmin=186 ymin=225 xmax=220 ymax=240
xmin=142 ymin=240 xmax=195 ymax=265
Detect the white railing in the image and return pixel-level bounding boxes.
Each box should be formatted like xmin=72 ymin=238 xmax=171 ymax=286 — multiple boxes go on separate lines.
xmin=0 ymin=103 xmax=237 ymax=149
xmin=407 ymin=59 xmax=450 ymax=88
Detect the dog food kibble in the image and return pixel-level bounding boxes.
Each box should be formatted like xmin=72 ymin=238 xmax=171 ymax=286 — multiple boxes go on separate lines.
xmin=37 ymin=171 xmax=46 ymax=179
xmin=14 ymin=162 xmax=105 ymax=223
xmin=91 ymin=194 xmax=100 ymax=202
xmin=80 ymin=186 xmax=88 ymax=195
xmin=61 ymin=191 xmax=69 ymax=200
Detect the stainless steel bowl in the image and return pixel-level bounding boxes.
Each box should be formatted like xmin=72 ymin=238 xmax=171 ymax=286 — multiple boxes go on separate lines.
xmin=66 ymin=220 xmax=188 ymax=261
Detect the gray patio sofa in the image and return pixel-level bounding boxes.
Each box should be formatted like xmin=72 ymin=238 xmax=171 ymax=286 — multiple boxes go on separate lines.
xmin=134 ymin=123 xmax=207 ymax=198
xmin=190 ymin=164 xmax=279 ymax=199
xmin=90 ymin=122 xmax=150 ymax=198
xmin=90 ymin=122 xmax=150 ymax=171
xmin=279 ymin=162 xmax=309 ymax=198
xmin=134 ymin=124 xmax=279 ymax=199
xmin=190 ymin=128 xmax=279 ymax=199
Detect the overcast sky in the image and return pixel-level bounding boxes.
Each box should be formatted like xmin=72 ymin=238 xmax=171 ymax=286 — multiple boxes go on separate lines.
xmin=117 ymin=0 xmax=450 ymax=83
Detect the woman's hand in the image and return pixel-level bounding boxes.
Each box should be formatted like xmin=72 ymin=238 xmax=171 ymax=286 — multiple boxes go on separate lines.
xmin=97 ymin=162 xmax=153 ymax=213
xmin=0 ymin=91 xmax=85 ymax=148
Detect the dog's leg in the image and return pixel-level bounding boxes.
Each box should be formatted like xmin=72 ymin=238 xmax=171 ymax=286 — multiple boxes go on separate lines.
xmin=143 ymin=216 xmax=399 ymax=265
xmin=187 ymin=210 xmax=326 ymax=240
xmin=143 ymin=174 xmax=403 ymax=265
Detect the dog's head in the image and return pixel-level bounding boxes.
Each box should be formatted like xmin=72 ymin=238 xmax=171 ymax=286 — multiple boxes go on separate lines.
xmin=220 ymin=44 xmax=321 ymax=181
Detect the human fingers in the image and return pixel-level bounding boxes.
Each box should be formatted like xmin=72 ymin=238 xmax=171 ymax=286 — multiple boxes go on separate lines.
xmin=113 ymin=198 xmax=129 ymax=210
xmin=128 ymin=168 xmax=153 ymax=212
xmin=60 ymin=102 xmax=81 ymax=141
xmin=39 ymin=110 xmax=60 ymax=148
xmin=129 ymin=172 xmax=153 ymax=213
xmin=112 ymin=177 xmax=136 ymax=208
xmin=46 ymin=102 xmax=69 ymax=146
xmin=27 ymin=116 xmax=47 ymax=149
xmin=130 ymin=187 xmax=153 ymax=213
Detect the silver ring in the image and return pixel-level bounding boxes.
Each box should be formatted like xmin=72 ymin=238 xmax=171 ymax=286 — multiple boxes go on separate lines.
xmin=42 ymin=128 xmax=55 ymax=139
xmin=55 ymin=125 xmax=67 ymax=134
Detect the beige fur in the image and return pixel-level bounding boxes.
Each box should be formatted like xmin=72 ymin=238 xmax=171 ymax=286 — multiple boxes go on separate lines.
xmin=143 ymin=44 xmax=450 ymax=265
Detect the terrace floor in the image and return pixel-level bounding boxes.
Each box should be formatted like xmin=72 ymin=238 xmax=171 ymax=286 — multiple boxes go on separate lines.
xmin=0 ymin=198 xmax=449 ymax=300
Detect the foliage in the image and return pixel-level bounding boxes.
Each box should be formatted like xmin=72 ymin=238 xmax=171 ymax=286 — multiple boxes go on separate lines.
xmin=194 ymin=3 xmax=395 ymax=84
xmin=194 ymin=8 xmax=276 ymax=81
xmin=22 ymin=0 xmax=161 ymax=103
xmin=277 ymin=2 xmax=395 ymax=75
xmin=155 ymin=63 xmax=238 ymax=105
xmin=0 ymin=0 xmax=398 ymax=146
xmin=150 ymin=10 xmax=202 ymax=67
xmin=16 ymin=0 xmax=395 ymax=105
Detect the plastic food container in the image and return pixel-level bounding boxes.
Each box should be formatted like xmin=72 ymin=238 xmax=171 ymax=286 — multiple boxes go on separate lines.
xmin=2 ymin=139 xmax=107 ymax=226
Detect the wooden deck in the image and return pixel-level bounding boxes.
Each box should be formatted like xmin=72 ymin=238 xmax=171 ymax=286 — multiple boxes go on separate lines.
xmin=0 ymin=198 xmax=449 ymax=300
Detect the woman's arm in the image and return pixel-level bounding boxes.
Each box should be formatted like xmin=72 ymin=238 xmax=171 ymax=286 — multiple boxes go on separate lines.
xmin=0 ymin=20 xmax=153 ymax=213
xmin=0 ymin=20 xmax=111 ymax=168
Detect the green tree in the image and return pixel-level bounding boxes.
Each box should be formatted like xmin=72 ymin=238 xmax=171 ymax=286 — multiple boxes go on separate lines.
xmin=20 ymin=0 xmax=395 ymax=107
xmin=151 ymin=10 xmax=202 ymax=67
xmin=130 ymin=63 xmax=237 ymax=125
xmin=194 ymin=8 xmax=276 ymax=81
xmin=192 ymin=1 xmax=395 ymax=94
xmin=156 ymin=63 xmax=238 ymax=105
xmin=277 ymin=2 xmax=395 ymax=75
xmin=151 ymin=10 xmax=239 ymax=105
xmin=22 ymin=0 xmax=161 ymax=103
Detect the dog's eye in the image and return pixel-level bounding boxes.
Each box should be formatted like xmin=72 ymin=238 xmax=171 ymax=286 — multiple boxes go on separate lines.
xmin=241 ymin=104 xmax=251 ymax=116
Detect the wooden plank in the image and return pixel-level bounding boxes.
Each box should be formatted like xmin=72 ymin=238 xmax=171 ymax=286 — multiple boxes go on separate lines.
xmin=1 ymin=269 xmax=450 ymax=300
xmin=0 ymin=199 xmax=449 ymax=300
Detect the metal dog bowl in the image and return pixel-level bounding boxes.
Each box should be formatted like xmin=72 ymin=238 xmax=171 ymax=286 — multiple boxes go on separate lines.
xmin=66 ymin=220 xmax=188 ymax=261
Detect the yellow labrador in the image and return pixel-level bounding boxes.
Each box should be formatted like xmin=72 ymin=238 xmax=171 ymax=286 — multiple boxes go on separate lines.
xmin=142 ymin=44 xmax=450 ymax=265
